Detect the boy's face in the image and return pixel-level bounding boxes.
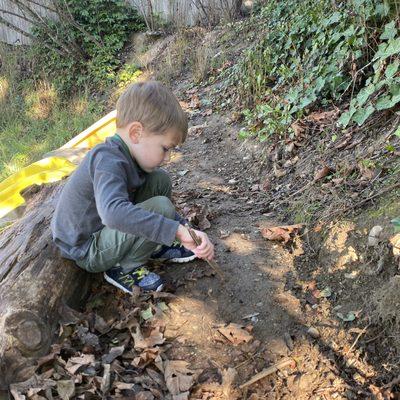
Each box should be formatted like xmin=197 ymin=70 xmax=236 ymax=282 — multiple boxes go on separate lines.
xmin=129 ymin=126 xmax=180 ymax=173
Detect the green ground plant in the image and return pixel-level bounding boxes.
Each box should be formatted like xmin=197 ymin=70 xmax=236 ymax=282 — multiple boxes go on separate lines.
xmin=31 ymin=0 xmax=144 ymax=94
xmin=0 ymin=46 xmax=104 ymax=180
xmin=233 ymin=0 xmax=400 ymax=141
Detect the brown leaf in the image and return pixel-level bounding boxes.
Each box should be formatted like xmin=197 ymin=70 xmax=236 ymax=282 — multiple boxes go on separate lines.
xmin=261 ymin=178 xmax=271 ymax=191
xmin=65 ymin=354 xmax=95 ymax=375
xmin=189 ymin=94 xmax=200 ymax=109
xmin=273 ymin=164 xmax=287 ymax=178
xmin=217 ymin=323 xmax=253 ymax=345
xmin=306 ymin=110 xmax=338 ymax=122
xmin=164 ymin=360 xmax=195 ymax=398
xmin=314 ymin=166 xmax=332 ymax=181
xmin=183 ymin=204 xmax=212 ymax=230
xmin=291 ymin=122 xmax=305 ymax=137
xmin=132 ymin=347 xmax=161 ymax=368
xmin=260 ymin=224 xmax=303 ymax=244
xmin=56 ymin=380 xmax=75 ymax=400
xmin=101 ymin=345 xmax=125 ymax=364
xmin=132 ymin=326 xmax=165 ymax=350
xmin=358 ymin=162 xmax=377 ymax=180
xmin=94 ymin=314 xmax=111 ymax=334
xmin=221 ymin=367 xmax=237 ymax=397
xmin=136 ymin=392 xmax=155 ymax=400
xmin=100 ymin=364 xmax=111 ymax=395
xmin=10 ymin=376 xmax=56 ymax=400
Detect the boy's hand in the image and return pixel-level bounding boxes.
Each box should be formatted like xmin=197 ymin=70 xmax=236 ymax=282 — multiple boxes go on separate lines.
xmin=176 ymin=225 xmax=214 ymax=261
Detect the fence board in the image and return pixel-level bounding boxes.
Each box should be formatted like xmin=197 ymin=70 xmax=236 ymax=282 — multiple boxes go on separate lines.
xmin=0 ymin=0 xmax=239 ymax=45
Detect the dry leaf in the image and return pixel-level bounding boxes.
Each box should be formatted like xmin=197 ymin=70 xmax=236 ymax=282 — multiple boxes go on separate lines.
xmin=101 ymin=364 xmax=111 ymax=394
xmin=358 ymin=162 xmax=376 ymax=180
xmin=221 ymin=367 xmax=237 ymax=397
xmin=132 ymin=347 xmax=161 ymax=368
xmin=189 ymin=94 xmax=200 ymax=109
xmin=57 ymin=380 xmax=75 ymax=400
xmin=291 ymin=122 xmax=304 ymax=137
xmin=65 ymin=354 xmax=95 ymax=375
xmin=136 ymin=391 xmax=155 ymax=400
xmin=101 ymin=345 xmax=125 ymax=364
xmin=390 ymin=234 xmax=400 ymax=257
xmin=273 ymin=164 xmax=287 ymax=178
xmin=306 ymin=110 xmax=337 ymax=122
xmin=217 ymin=323 xmax=253 ymax=345
xmin=132 ymin=326 xmax=165 ymax=350
xmin=94 ymin=314 xmax=111 ymax=334
xmin=314 ymin=166 xmax=332 ymax=181
xmin=260 ymin=224 xmax=303 ymax=244
xmin=114 ymin=381 xmax=134 ymax=390
xmin=164 ymin=360 xmax=195 ymax=399
xmin=183 ymin=204 xmax=212 ymax=230
xmin=188 ymin=123 xmax=207 ymax=136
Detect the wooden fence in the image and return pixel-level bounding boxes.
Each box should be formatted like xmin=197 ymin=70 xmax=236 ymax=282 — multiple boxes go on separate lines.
xmin=0 ymin=0 xmax=240 ymax=45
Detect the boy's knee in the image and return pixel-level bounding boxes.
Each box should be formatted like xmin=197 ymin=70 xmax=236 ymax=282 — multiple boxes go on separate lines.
xmin=153 ymin=196 xmax=175 ymax=219
xmin=141 ymin=195 xmax=175 ymax=219
xmin=150 ymin=169 xmax=172 ymax=194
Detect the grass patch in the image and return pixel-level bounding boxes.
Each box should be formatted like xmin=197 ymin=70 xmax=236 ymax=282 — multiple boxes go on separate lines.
xmin=0 ymin=45 xmax=104 ymax=180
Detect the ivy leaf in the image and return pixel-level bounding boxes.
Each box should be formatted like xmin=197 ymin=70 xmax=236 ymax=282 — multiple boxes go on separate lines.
xmin=380 ymin=21 xmax=397 ymax=40
xmin=381 ymin=38 xmax=400 ymax=59
xmin=389 ymin=84 xmax=400 ymax=102
xmin=392 ymin=218 xmax=400 ymax=232
xmin=140 ymin=306 xmax=153 ymax=321
xmin=337 ymin=108 xmax=354 ymax=127
xmin=385 ymin=60 xmax=400 ymax=79
xmin=376 ymin=95 xmax=396 ymax=110
xmin=352 ymin=105 xmax=374 ymax=126
xmin=356 ymin=84 xmax=376 ymax=106
xmin=395 ymin=127 xmax=400 ymax=138
xmin=376 ymin=2 xmax=390 ymax=17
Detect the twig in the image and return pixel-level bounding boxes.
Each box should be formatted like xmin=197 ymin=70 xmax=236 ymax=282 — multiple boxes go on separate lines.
xmin=234 ymin=350 xmax=263 ymax=369
xmin=239 ymin=358 xmax=295 ymax=389
xmin=185 ymin=225 xmax=225 ymax=281
xmin=344 ymin=324 xmax=370 ymax=356
xmin=364 ymin=327 xmax=387 ymax=344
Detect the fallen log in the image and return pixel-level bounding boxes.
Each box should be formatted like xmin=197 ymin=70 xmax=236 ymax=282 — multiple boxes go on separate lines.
xmin=0 ymin=183 xmax=91 ymax=388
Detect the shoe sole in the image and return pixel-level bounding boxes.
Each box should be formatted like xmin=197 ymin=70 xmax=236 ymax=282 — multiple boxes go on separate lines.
xmin=104 ymin=273 xmax=164 ymax=293
xmin=166 ymin=254 xmax=197 ymax=263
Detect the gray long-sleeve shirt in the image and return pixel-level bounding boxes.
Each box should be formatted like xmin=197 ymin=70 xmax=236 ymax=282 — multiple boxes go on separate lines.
xmin=51 ymin=136 xmax=179 ymax=261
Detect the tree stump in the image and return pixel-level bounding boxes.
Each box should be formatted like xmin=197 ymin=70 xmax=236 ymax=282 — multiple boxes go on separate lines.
xmin=0 ymin=183 xmax=91 ymax=388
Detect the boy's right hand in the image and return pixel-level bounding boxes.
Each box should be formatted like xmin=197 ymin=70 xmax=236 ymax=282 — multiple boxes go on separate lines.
xmin=176 ymin=225 xmax=214 ymax=261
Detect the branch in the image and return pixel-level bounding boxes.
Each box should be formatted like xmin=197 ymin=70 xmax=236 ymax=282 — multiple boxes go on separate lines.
xmin=0 ymin=14 xmax=64 ymax=56
xmin=10 ymin=0 xmax=82 ymax=58
xmin=132 ymin=0 xmax=152 ymax=31
xmin=0 ymin=8 xmax=36 ymax=25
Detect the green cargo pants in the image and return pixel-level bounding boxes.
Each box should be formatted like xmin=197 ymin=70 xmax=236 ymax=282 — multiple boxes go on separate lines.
xmin=76 ymin=169 xmax=176 ymax=274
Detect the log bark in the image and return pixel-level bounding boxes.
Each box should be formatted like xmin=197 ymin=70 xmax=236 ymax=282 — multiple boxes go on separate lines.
xmin=0 ymin=183 xmax=91 ymax=388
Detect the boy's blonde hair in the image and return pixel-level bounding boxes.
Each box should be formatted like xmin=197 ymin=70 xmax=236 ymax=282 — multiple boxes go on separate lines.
xmin=116 ymin=81 xmax=188 ymax=143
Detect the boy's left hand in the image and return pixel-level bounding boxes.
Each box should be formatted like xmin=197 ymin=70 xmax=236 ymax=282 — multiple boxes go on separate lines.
xmin=176 ymin=225 xmax=215 ymax=261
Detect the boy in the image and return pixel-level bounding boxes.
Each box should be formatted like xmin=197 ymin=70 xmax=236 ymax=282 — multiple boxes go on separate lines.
xmin=51 ymin=81 xmax=214 ymax=293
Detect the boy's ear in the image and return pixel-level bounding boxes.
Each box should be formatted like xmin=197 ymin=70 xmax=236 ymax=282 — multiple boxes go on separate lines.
xmin=128 ymin=121 xmax=143 ymax=144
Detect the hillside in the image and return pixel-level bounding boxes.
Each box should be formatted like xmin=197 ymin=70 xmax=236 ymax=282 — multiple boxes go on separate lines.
xmin=2 ymin=1 xmax=400 ymax=399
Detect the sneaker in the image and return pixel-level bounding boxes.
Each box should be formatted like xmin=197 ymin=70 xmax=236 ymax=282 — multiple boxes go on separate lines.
xmin=104 ymin=265 xmax=164 ymax=293
xmin=151 ymin=240 xmax=197 ymax=263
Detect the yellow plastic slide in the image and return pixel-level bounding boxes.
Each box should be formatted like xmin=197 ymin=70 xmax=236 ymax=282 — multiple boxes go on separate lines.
xmin=0 ymin=110 xmax=117 ymax=221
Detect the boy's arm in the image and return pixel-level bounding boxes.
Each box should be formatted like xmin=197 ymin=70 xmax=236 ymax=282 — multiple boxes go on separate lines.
xmin=91 ymin=150 xmax=179 ymax=246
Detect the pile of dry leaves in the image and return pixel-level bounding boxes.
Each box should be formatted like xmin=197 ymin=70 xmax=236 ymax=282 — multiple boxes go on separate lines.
xmin=8 ymin=286 xmax=256 ymax=400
